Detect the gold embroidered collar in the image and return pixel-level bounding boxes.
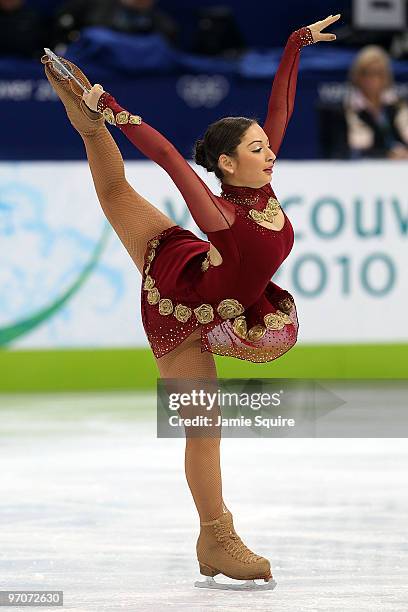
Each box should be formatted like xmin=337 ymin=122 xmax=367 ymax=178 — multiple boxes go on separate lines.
xmin=221 ymin=183 xmax=281 ymax=225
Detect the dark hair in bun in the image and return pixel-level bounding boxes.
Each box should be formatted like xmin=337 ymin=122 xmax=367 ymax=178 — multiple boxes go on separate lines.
xmin=193 ymin=116 xmax=257 ymax=180
xmin=194 ymin=139 xmax=209 ymax=169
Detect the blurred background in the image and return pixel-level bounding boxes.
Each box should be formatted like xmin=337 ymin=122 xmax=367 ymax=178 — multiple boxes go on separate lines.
xmin=1 ymin=0 xmax=408 ymax=390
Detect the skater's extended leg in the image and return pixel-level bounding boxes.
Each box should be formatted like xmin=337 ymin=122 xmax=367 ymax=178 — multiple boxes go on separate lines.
xmin=82 ymin=129 xmax=176 ymax=273
xmin=156 ymin=329 xmax=224 ymax=522
xmin=42 ymin=57 xmax=176 ymax=274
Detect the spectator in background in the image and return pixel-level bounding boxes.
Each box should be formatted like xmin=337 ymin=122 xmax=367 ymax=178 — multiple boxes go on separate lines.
xmin=191 ymin=6 xmax=246 ymax=58
xmin=319 ymin=45 xmax=408 ymax=159
xmin=54 ymin=0 xmax=109 ymax=46
xmin=54 ymin=0 xmax=179 ymax=48
xmin=108 ymin=0 xmax=178 ymax=45
xmin=0 ymin=0 xmax=44 ymax=58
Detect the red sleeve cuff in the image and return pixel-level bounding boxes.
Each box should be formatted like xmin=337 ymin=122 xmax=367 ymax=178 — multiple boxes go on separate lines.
xmin=290 ymin=27 xmax=314 ymax=49
xmin=97 ymin=92 xmax=142 ymax=126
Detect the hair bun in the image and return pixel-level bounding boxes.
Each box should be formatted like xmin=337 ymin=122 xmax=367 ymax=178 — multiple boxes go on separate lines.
xmin=193 ymin=117 xmax=255 ymax=180
xmin=194 ymin=138 xmax=212 ymax=171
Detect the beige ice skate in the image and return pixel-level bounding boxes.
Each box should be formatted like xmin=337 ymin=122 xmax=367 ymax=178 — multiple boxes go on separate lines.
xmin=41 ymin=53 xmax=104 ymax=137
xmin=195 ymin=509 xmax=277 ymax=591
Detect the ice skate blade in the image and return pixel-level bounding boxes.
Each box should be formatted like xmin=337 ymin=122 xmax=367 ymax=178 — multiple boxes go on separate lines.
xmin=43 ymin=48 xmax=90 ymax=93
xmin=194 ymin=576 xmax=277 ymax=591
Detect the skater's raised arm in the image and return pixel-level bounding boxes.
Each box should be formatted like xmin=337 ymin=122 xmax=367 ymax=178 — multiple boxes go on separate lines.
xmin=264 ymin=14 xmax=340 ymax=156
xmin=84 ymin=87 xmax=235 ymax=235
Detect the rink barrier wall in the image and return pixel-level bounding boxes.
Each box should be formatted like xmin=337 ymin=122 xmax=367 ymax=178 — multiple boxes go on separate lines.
xmin=0 ymin=343 xmax=407 ymax=393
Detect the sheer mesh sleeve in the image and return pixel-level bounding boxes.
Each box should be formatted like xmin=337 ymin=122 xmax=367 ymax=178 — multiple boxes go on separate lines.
xmin=97 ymin=93 xmax=235 ymax=234
xmin=263 ymin=27 xmax=314 ymax=157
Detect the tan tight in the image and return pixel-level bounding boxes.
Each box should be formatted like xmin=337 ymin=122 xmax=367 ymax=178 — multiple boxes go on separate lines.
xmin=156 ymin=327 xmax=224 ymax=522
xmin=153 ymin=265 xmax=225 ymax=523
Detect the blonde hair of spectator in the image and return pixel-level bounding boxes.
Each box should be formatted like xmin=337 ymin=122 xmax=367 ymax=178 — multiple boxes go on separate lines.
xmin=349 ymin=45 xmax=394 ymax=89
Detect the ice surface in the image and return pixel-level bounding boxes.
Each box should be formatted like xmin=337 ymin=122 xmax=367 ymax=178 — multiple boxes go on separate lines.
xmin=0 ymin=391 xmax=407 ymax=611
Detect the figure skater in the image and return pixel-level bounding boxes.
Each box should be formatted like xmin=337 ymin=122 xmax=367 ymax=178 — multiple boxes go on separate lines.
xmin=42 ymin=13 xmax=340 ymax=591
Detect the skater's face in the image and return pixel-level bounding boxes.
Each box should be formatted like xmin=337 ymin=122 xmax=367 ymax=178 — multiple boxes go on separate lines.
xmin=218 ymin=123 xmax=276 ymax=188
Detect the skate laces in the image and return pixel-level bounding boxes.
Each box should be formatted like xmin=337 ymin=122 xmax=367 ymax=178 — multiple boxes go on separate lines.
xmin=213 ymin=522 xmax=264 ymax=564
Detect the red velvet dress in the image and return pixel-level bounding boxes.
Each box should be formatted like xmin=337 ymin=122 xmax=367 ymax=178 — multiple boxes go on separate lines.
xmin=97 ymin=27 xmax=314 ymax=362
